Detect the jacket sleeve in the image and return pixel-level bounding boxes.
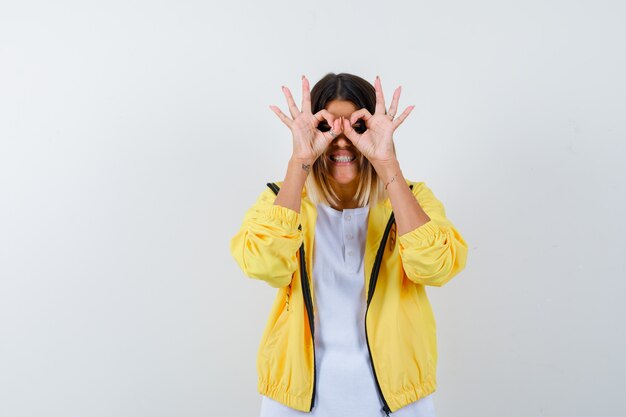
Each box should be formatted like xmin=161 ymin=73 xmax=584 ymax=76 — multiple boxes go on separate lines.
xmin=397 ymin=182 xmax=469 ymax=287
xmin=229 ymin=186 xmax=303 ymax=288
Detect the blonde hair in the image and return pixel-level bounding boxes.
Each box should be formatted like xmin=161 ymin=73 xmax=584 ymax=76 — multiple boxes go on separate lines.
xmin=304 ymin=152 xmax=387 ymax=208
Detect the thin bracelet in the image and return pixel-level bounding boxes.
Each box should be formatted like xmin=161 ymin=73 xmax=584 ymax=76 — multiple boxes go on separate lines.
xmin=385 ymin=172 xmax=400 ymax=190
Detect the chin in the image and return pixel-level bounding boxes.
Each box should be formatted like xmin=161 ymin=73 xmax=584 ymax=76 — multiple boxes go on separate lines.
xmin=322 ymin=149 xmax=363 ymax=186
xmin=329 ymin=169 xmax=360 ymax=184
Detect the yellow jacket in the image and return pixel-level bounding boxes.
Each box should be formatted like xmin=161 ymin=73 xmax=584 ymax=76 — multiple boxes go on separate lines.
xmin=229 ymin=178 xmax=468 ymax=414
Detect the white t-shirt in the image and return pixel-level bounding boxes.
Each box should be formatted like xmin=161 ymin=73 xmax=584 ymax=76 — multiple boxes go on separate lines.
xmin=260 ymin=203 xmax=436 ymax=417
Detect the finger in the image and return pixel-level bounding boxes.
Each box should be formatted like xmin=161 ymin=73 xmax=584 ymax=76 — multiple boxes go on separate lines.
xmin=341 ymin=116 xmax=360 ymax=142
xmin=387 ymin=86 xmax=401 ymax=117
xmin=349 ymin=108 xmax=373 ymax=125
xmin=374 ymin=75 xmax=386 ymax=115
xmin=313 ymin=109 xmax=336 ymax=126
xmin=322 ymin=118 xmax=342 ymax=141
xmin=281 ymin=86 xmax=300 ymax=119
xmin=392 ymin=105 xmax=415 ymax=129
xmin=269 ymin=105 xmax=293 ymax=128
xmin=301 ymin=75 xmax=312 ymax=114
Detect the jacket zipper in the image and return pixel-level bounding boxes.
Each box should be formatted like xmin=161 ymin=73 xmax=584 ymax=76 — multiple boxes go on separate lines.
xmin=365 ymin=211 xmax=397 ymax=416
xmin=266 ymin=182 xmax=317 ymax=411
xmin=366 ymin=184 xmax=414 ymax=416
xmin=299 ymin=241 xmax=317 ymax=411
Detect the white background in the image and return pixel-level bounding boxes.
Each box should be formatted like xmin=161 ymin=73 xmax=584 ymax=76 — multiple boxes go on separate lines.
xmin=1 ymin=1 xmax=625 ymax=416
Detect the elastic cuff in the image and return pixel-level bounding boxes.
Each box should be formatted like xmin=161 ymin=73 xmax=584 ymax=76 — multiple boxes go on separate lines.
xmin=398 ymin=220 xmax=441 ymax=249
xmin=259 ymin=204 xmax=301 ymax=230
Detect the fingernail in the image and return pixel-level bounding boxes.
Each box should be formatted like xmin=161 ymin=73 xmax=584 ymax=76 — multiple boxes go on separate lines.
xmin=302 ymin=75 xmax=305 ymax=80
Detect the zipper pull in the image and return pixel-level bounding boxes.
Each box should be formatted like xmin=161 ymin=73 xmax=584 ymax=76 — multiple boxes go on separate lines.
xmin=382 ymin=405 xmax=391 ymax=416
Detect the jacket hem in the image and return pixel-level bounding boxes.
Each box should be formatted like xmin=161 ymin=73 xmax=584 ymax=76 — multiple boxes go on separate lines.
xmin=387 ymin=374 xmax=437 ymax=413
xmin=258 ymin=378 xmax=311 ymax=413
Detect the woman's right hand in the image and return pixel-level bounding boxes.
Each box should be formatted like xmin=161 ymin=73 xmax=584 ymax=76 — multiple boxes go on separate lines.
xmin=270 ymin=75 xmax=341 ymax=164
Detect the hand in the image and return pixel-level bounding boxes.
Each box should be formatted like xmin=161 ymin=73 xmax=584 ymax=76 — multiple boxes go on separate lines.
xmin=341 ymin=76 xmax=415 ymax=167
xmin=270 ymin=75 xmax=341 ymax=164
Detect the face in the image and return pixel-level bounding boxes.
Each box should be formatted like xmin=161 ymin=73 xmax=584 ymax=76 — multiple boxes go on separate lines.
xmin=322 ymin=99 xmax=363 ymax=188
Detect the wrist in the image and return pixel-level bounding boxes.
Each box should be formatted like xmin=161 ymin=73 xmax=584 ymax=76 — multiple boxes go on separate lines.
xmin=289 ymin=157 xmax=314 ymax=176
xmin=290 ymin=155 xmax=314 ymax=164
xmin=373 ymin=159 xmax=401 ymax=183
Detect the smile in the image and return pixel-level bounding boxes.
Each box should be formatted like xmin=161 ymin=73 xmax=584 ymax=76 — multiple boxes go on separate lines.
xmin=330 ymin=155 xmax=356 ymax=163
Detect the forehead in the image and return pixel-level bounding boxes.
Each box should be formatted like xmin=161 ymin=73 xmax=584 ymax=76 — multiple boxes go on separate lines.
xmin=325 ymin=99 xmax=358 ymax=117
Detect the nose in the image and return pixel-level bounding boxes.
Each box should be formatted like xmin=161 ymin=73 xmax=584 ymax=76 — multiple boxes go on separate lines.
xmin=332 ymin=135 xmax=350 ymax=147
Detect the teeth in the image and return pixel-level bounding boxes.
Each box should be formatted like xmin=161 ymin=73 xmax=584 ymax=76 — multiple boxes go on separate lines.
xmin=330 ymin=155 xmax=355 ymax=162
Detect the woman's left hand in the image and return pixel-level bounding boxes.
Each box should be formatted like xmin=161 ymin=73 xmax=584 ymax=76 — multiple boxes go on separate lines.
xmin=341 ymin=76 xmax=414 ymax=167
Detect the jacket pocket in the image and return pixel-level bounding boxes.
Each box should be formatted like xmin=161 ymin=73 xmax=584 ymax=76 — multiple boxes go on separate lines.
xmin=263 ymin=304 xmax=290 ymax=353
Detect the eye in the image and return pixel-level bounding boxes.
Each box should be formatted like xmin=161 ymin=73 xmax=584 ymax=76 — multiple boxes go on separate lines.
xmin=353 ymin=119 xmax=367 ymax=134
xmin=317 ymin=121 xmax=331 ymax=132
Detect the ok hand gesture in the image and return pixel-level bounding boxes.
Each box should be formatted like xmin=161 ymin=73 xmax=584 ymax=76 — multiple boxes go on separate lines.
xmin=341 ymin=76 xmax=415 ymax=167
xmin=270 ymin=76 xmax=340 ymax=164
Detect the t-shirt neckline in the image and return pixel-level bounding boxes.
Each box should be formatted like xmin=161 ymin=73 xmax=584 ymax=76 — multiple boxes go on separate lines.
xmin=317 ymin=203 xmax=370 ymax=217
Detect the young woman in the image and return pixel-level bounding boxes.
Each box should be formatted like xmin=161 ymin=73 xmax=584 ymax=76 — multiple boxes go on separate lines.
xmin=230 ymin=73 xmax=469 ymax=416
